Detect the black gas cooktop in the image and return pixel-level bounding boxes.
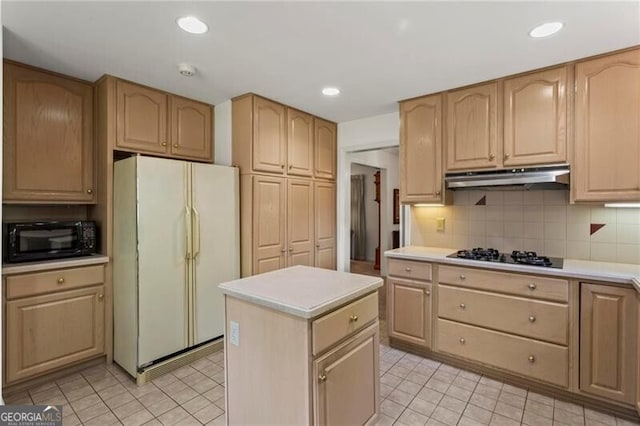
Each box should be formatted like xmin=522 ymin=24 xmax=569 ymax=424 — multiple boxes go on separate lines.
xmin=447 ymin=248 xmax=563 ymax=269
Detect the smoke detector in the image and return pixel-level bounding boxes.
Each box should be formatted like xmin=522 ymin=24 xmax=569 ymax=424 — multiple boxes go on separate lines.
xmin=178 ymin=63 xmax=197 ymax=77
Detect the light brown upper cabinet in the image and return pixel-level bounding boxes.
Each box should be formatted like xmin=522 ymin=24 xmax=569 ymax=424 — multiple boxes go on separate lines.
xmin=503 ymin=66 xmax=568 ymax=166
xmin=574 ymin=48 xmax=640 ymax=202
xmin=446 ymin=82 xmax=499 ymax=171
xmin=314 ymin=118 xmax=337 ymax=180
xmin=114 ymin=78 xmax=213 ymax=162
xmin=580 ymin=283 xmax=637 ymax=404
xmin=253 ymin=97 xmax=287 ymax=174
xmin=287 ymin=108 xmax=314 ymax=177
xmin=3 ymin=61 xmax=95 ymax=203
xmin=315 ymin=181 xmax=336 ymax=270
xmin=399 ymin=94 xmax=444 ymax=203
xmin=170 ymin=96 xmax=213 ymax=161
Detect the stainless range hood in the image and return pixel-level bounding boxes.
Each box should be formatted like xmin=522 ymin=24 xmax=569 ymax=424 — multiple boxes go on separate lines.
xmin=445 ymin=164 xmax=570 ymax=190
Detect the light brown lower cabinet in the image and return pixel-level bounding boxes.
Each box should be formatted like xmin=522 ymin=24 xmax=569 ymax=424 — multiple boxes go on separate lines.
xmin=5 ymin=285 xmax=105 ymax=384
xmin=388 ymin=278 xmax=432 ymax=348
xmin=580 ymin=283 xmax=638 ymax=404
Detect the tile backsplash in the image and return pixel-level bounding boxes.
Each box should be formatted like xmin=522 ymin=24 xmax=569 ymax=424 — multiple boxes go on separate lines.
xmin=410 ymin=190 xmax=640 ymax=265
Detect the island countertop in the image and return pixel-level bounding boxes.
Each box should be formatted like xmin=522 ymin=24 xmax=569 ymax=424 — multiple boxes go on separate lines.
xmin=218 ymin=265 xmax=383 ymax=319
xmin=385 ymin=245 xmax=640 ymax=293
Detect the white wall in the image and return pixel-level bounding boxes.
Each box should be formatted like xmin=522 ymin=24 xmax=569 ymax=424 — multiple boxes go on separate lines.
xmin=337 ymin=112 xmax=400 ymax=275
xmin=350 ymin=164 xmax=380 ymax=262
xmin=214 ymin=100 xmax=232 ymax=166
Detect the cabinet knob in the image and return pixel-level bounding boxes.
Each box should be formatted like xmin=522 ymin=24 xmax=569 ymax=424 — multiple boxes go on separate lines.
xmin=488 ymin=153 xmax=495 ymax=161
xmin=57 ymin=277 xmax=65 ymax=285
xmin=349 ymin=315 xmax=358 ymax=322
xmin=405 ymin=267 xmax=412 ymax=272
xmin=98 ymin=293 xmax=104 ymax=300
xmin=161 ymin=142 xmax=167 ymax=147
xmin=435 ymin=190 xmax=441 ymax=196
xmin=173 ymin=144 xmax=179 ymax=148
xmin=288 ymin=165 xmax=292 ymax=169
xmin=459 ymin=338 xmax=466 ymax=344
xmin=316 ymin=244 xmax=320 ymax=248
xmin=528 ymin=283 xmax=537 ymax=290
xmin=460 ymin=303 xmax=466 ymax=310
xmin=319 ymin=374 xmax=327 ymax=382
xmin=528 ymin=355 xmax=535 ymax=363
xmin=289 ymin=247 xmax=293 ymax=252
xmin=459 ymin=274 xmax=466 ymax=280
xmin=281 ymin=248 xmax=286 ymax=253
xmin=529 ymin=316 xmax=536 ymax=323
xmin=504 ymin=153 xmax=510 ymax=160
xmin=425 ymin=290 xmax=431 ymax=296
xmin=86 ymin=189 xmax=93 ymax=194
xmin=281 ymin=164 xmax=285 ymax=169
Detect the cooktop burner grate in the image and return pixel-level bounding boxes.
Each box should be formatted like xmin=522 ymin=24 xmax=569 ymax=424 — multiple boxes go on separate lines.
xmin=447 ymin=248 xmax=563 ymax=269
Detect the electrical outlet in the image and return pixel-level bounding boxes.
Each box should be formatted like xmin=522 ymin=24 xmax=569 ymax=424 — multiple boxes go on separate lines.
xmin=230 ymin=320 xmax=240 ymax=346
xmin=436 ymin=217 xmax=445 ymax=232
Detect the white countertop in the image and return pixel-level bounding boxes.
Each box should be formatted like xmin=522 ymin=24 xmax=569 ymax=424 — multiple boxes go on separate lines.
xmin=385 ymin=246 xmax=640 ymax=293
xmin=2 ymin=255 xmax=110 ymax=275
xmin=218 ymin=265 xmax=383 ymax=319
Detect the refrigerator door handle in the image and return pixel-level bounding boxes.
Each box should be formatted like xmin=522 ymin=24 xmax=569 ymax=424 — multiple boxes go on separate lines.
xmin=192 ymin=206 xmax=201 ymax=259
xmin=185 ymin=206 xmax=193 ymax=260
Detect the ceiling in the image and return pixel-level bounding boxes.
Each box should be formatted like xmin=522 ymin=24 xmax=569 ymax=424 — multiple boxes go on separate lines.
xmin=3 ymin=2 xmax=639 ymax=123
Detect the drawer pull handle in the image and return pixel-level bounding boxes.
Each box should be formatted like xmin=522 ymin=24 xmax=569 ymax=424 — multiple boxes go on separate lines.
xmin=459 ymin=274 xmax=466 ymax=280
xmin=528 ymin=283 xmax=537 ymax=290
xmin=98 ymin=293 xmax=104 ymax=300
xmin=529 ymin=316 xmax=536 ymax=323
xmin=57 ymin=278 xmax=65 ymax=285
xmin=319 ymin=374 xmax=327 ymax=382
xmin=528 ymin=355 xmax=535 ymax=363
xmin=459 ymin=338 xmax=466 ymax=344
xmin=460 ymin=303 xmax=466 ymax=310
xmin=349 ymin=315 xmax=358 ymax=322
xmin=425 ymin=290 xmax=431 ymax=296
xmin=405 ymin=267 xmax=412 ymax=272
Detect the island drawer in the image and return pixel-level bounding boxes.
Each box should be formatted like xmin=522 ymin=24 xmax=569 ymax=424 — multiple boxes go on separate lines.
xmin=439 ymin=265 xmax=568 ymax=302
xmin=6 ymin=265 xmax=105 ymax=300
xmin=438 ymin=285 xmax=568 ymax=345
xmin=437 ymin=319 xmax=568 ymax=388
xmin=388 ymin=259 xmax=432 ymax=281
xmin=312 ymin=292 xmax=378 ymax=356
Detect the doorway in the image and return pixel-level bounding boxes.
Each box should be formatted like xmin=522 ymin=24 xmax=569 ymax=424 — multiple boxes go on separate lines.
xmin=350 ymin=164 xmax=381 ymax=277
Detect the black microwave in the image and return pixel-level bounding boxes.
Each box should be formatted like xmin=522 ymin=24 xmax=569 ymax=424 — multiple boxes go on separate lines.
xmin=3 ymin=220 xmax=97 ymax=263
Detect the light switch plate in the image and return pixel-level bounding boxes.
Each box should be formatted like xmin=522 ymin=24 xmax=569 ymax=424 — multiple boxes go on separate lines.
xmin=230 ymin=320 xmax=240 ymax=346
xmin=436 ymin=217 xmax=445 ymax=232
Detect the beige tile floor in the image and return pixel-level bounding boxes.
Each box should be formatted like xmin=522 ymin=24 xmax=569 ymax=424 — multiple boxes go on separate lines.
xmin=4 ymin=326 xmax=640 ymax=426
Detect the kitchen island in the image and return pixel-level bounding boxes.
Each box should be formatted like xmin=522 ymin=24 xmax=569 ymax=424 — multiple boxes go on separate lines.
xmin=219 ymin=265 xmax=383 ymax=425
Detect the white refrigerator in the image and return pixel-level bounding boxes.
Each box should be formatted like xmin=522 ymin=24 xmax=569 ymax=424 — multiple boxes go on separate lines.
xmin=113 ymin=155 xmax=239 ymax=378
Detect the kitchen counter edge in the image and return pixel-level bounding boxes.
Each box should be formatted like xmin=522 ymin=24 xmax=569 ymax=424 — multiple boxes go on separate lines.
xmin=2 ymin=255 xmax=110 ymax=276
xmin=385 ymin=246 xmax=640 ymax=294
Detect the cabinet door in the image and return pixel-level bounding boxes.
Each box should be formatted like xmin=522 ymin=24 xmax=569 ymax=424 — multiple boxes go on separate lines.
xmin=170 ymin=96 xmax=213 ymax=161
xmin=314 ymin=181 xmax=336 ymax=270
xmin=503 ymin=66 xmax=568 ymax=166
xmin=314 ymin=118 xmax=336 ymax=180
xmin=574 ymin=49 xmax=640 ymax=202
xmin=388 ymin=278 xmax=431 ymax=348
xmin=287 ymin=179 xmax=314 ymax=267
xmin=446 ymin=82 xmax=499 ymax=171
xmin=287 ymin=108 xmax=314 ymax=177
xmin=3 ymin=62 xmax=95 ymax=203
xmin=400 ymin=95 xmax=443 ymax=203
xmin=313 ymin=324 xmax=379 ymax=426
xmin=253 ymin=175 xmax=286 ymax=274
xmin=253 ymin=97 xmax=286 ymax=174
xmin=580 ymin=283 xmax=638 ymax=404
xmin=6 ymin=286 xmax=105 ymax=384
xmin=116 ymin=80 xmax=168 ymax=154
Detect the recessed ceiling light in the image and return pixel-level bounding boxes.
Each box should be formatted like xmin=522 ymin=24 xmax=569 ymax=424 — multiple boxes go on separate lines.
xmin=322 ymin=87 xmax=340 ymax=96
xmin=177 ymin=16 xmax=208 ymax=34
xmin=529 ymin=22 xmax=564 ymax=38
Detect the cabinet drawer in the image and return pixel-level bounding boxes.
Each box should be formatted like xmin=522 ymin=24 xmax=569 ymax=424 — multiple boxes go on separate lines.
xmin=312 ymin=292 xmax=378 ymax=356
xmin=6 ymin=265 xmax=105 ymax=299
xmin=437 ymin=319 xmax=568 ymax=388
xmin=388 ymin=259 xmax=432 ymax=281
xmin=438 ymin=285 xmax=568 ymax=345
xmin=439 ymin=265 xmax=568 ymax=302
